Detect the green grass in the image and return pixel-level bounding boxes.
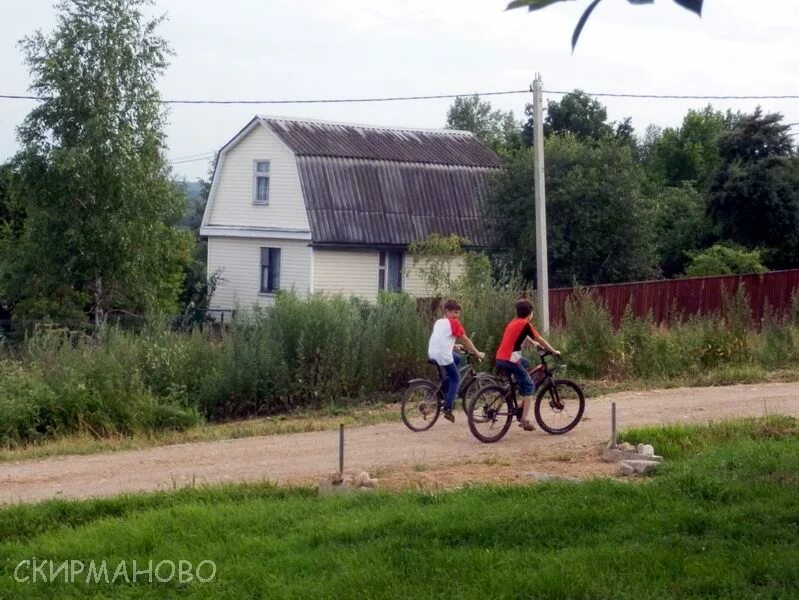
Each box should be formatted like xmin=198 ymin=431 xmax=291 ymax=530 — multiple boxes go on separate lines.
xmin=621 ymin=414 xmax=799 ymax=460
xmin=0 ymin=418 xmax=797 ymax=598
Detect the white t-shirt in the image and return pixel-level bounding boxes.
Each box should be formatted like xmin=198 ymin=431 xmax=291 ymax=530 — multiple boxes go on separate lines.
xmin=427 ymin=317 xmax=466 ymax=365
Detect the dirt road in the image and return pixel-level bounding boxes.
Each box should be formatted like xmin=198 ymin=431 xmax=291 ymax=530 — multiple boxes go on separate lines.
xmin=1 ymin=382 xmax=797 ymax=504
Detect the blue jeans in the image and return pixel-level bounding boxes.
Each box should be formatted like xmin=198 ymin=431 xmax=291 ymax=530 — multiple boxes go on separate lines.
xmin=495 ymin=357 xmax=534 ymax=396
xmin=440 ymin=352 xmax=461 ymax=411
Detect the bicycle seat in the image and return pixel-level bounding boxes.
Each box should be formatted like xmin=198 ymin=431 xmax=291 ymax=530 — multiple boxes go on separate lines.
xmin=427 ymin=360 xmax=445 ymax=379
xmin=493 ymin=365 xmax=513 ymax=381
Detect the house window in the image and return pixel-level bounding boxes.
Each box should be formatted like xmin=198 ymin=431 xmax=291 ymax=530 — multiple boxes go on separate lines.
xmin=378 ymin=251 xmax=403 ymax=292
xmin=260 ymin=247 xmax=281 ymax=293
xmin=253 ymin=160 xmax=270 ymax=204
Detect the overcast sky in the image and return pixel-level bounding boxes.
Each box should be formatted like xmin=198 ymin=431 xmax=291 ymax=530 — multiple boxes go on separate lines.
xmin=1 ymin=0 xmax=798 ymax=180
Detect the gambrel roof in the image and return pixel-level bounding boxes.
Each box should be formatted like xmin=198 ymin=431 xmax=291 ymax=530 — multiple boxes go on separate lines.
xmin=261 ymin=117 xmax=502 ymax=248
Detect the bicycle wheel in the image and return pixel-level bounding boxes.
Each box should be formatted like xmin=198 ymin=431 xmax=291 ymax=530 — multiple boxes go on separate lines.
xmin=467 ymin=384 xmax=514 ymax=443
xmin=401 ymin=381 xmax=442 ymax=432
xmin=460 ymin=373 xmax=497 ymax=415
xmin=533 ymin=379 xmax=585 ymax=435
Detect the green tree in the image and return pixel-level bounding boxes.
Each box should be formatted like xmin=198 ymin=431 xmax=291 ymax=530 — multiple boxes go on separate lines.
xmin=507 ymin=0 xmax=703 ymax=50
xmin=646 ymin=106 xmax=736 ymax=189
xmin=0 ymin=162 xmax=21 ymax=317
xmin=1 ymin=0 xmax=189 ymax=321
xmin=177 ymin=155 xmax=220 ymax=325
xmin=0 ymin=162 xmax=21 ymax=235
xmin=445 ymin=95 xmax=522 ymax=155
xmin=651 ymin=183 xmax=712 ymax=277
xmin=486 ymin=134 xmax=657 ymax=286
xmin=522 ymin=90 xmax=634 ymax=153
xmin=684 ymin=243 xmax=767 ymax=277
xmin=544 ymin=90 xmax=613 ymax=141
xmin=708 ymin=109 xmax=799 ymax=269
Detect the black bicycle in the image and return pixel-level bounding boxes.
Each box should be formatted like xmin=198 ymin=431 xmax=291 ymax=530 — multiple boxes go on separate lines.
xmin=466 ymin=350 xmax=585 ymax=443
xmin=400 ymin=352 xmax=496 ymax=432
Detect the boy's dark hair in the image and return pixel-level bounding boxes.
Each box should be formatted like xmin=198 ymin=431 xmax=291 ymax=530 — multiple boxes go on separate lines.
xmin=444 ymin=299 xmax=461 ymax=312
xmin=516 ymin=299 xmax=533 ymax=318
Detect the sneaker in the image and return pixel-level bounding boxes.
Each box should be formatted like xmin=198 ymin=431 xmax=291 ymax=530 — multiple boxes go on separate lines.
xmin=518 ymin=420 xmax=535 ymax=431
xmin=443 ymin=409 xmax=455 ymax=423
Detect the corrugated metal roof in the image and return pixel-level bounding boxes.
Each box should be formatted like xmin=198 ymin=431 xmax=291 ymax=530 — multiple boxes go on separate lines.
xmin=260 ymin=117 xmax=502 ymax=247
xmin=297 ymin=157 xmax=495 ymax=246
xmin=262 ymin=117 xmax=502 ymax=168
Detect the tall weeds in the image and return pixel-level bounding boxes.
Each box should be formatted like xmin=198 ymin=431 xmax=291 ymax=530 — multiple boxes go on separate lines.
xmin=1 ymin=285 xmax=798 ymax=447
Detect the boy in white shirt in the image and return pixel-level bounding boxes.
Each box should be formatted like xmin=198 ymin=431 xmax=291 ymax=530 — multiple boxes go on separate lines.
xmin=427 ymin=299 xmax=485 ymax=422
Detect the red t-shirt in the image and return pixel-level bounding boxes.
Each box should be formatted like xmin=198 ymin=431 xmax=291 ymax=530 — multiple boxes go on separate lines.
xmin=496 ymin=318 xmax=538 ymax=362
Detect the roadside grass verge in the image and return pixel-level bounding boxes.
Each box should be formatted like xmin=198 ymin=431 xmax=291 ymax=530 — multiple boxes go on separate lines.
xmin=0 ymin=399 xmax=400 ymax=463
xmin=0 ymin=418 xmax=797 ymax=598
xmin=3 ymin=367 xmax=799 ymax=463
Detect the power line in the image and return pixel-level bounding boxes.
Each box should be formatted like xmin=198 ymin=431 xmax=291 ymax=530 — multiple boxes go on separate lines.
xmin=0 ymin=90 xmax=529 ymax=104
xmin=3 ymin=89 xmax=799 ymax=105
xmin=169 ymin=154 xmax=215 ymax=165
xmin=168 ymin=151 xmax=215 ymax=163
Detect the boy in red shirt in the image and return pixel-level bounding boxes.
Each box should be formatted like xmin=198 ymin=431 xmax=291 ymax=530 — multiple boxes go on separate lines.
xmin=428 ymin=299 xmax=485 ymax=422
xmin=496 ymin=299 xmax=560 ymax=431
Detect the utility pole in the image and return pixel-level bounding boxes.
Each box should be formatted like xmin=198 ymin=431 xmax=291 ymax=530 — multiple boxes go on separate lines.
xmin=532 ymin=73 xmax=549 ymax=333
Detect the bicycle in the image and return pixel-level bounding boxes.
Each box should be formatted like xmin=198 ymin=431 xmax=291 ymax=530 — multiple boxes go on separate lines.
xmin=400 ymin=351 xmax=496 ymax=432
xmin=466 ymin=349 xmax=585 ymax=443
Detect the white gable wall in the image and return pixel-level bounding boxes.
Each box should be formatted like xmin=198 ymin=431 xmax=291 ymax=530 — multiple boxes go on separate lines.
xmin=205 ymin=122 xmax=309 ymax=231
xmin=208 ymin=237 xmax=311 ymax=310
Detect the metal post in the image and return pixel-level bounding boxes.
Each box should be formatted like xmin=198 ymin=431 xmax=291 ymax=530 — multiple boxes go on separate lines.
xmin=611 ymin=402 xmax=617 ymax=448
xmin=532 ymin=73 xmax=550 ymax=333
xmin=339 ymin=424 xmax=344 ymax=475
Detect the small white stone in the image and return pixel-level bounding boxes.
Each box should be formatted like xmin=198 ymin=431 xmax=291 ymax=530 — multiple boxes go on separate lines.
xmin=618 ymin=460 xmax=660 ymax=476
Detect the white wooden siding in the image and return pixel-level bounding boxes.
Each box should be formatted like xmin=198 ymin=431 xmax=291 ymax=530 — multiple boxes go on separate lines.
xmin=313 ymin=249 xmax=380 ymax=302
xmin=206 ymin=123 xmax=310 ymax=231
xmin=208 ymin=237 xmax=311 ymax=310
xmin=404 ymin=256 xmax=466 ymax=297
xmin=312 ymin=250 xmax=465 ymax=300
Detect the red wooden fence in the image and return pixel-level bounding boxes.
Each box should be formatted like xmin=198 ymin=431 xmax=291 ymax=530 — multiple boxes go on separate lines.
xmin=549 ymin=269 xmax=799 ymax=328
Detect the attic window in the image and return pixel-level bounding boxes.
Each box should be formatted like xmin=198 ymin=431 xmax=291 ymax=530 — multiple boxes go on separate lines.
xmin=253 ymin=160 xmax=270 ymax=204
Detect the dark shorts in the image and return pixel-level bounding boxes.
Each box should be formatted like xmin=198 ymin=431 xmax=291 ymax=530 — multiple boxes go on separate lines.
xmin=495 ymin=358 xmax=535 ymax=396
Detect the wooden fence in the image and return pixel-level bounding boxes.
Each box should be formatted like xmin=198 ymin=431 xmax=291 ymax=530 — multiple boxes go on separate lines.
xmin=549 ymin=269 xmax=799 ymax=328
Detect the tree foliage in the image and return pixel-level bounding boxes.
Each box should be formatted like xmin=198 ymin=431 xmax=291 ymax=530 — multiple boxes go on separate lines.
xmin=506 ymin=0 xmax=703 ymax=50
xmin=544 ymin=90 xmax=612 ymax=141
xmin=446 ymin=95 xmax=522 ymax=155
xmin=453 ymin=91 xmax=799 ymax=288
xmin=684 ymin=244 xmax=767 ymax=277
xmin=708 ymin=109 xmax=799 ymax=269
xmin=646 ymin=106 xmax=737 ymax=189
xmin=486 ymin=135 xmax=657 ymax=286
xmin=523 ymin=90 xmax=633 ymax=150
xmin=651 ymin=183 xmax=711 ymax=277
xmin=0 ymin=0 xmax=190 ymax=321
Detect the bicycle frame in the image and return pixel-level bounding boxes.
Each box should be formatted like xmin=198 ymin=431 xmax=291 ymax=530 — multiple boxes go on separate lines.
xmin=500 ymin=350 xmax=562 ymax=411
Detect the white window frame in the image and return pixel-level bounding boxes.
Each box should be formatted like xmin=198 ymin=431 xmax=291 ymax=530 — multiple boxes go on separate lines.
xmin=253 ymin=160 xmax=270 ymax=205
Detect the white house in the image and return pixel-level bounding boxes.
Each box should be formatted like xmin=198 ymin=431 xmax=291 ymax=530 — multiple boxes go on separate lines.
xmin=200 ymin=116 xmax=502 ymax=312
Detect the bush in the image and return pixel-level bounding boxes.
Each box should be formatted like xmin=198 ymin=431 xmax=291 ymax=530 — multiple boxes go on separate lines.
xmin=561 ymin=288 xmax=617 ymax=377
xmin=0 ymin=362 xmax=53 ymax=446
